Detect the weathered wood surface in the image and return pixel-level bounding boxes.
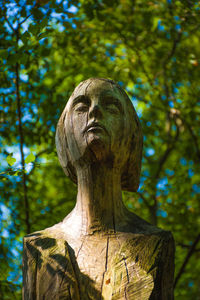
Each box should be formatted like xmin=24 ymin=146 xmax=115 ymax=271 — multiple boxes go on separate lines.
xmin=23 ymin=78 xmax=175 ymax=299
xmin=23 ymin=226 xmax=174 ymax=299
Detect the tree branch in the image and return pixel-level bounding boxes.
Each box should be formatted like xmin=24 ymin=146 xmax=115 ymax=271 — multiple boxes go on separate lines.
xmin=180 ymin=118 xmax=200 ymax=163
xmin=174 ymin=234 xmax=200 ymax=288
xmin=15 ymin=28 xmax=31 ymax=234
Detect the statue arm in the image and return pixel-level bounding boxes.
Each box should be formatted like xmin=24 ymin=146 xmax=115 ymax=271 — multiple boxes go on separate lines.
xmin=149 ymin=231 xmax=175 ymax=300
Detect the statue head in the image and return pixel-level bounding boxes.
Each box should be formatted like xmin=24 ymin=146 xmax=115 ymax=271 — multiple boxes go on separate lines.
xmin=56 ymin=78 xmax=143 ymax=192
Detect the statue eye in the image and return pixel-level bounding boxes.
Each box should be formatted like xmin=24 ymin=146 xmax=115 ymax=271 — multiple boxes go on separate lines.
xmin=74 ymin=103 xmax=89 ymax=112
xmin=106 ymin=103 xmax=120 ymax=113
xmin=104 ymin=99 xmax=121 ymax=113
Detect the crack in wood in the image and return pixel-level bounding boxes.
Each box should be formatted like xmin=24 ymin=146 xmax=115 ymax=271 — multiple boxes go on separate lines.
xmin=34 ymin=250 xmax=38 ymax=299
xmin=76 ymin=237 xmax=86 ymax=259
xmin=100 ymin=236 xmax=109 ymax=299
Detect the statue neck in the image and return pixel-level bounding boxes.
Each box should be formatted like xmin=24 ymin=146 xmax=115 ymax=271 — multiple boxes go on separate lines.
xmin=64 ymin=162 xmax=128 ymax=236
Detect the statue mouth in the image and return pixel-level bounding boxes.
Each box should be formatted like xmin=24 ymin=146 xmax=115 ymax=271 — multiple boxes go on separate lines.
xmin=84 ymin=122 xmax=107 ymax=134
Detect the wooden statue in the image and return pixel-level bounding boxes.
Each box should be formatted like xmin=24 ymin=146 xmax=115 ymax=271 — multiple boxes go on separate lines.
xmin=23 ymin=78 xmax=174 ymax=299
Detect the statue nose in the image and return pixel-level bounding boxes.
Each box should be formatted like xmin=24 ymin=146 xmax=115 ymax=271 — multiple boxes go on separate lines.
xmin=89 ymin=104 xmax=102 ymax=119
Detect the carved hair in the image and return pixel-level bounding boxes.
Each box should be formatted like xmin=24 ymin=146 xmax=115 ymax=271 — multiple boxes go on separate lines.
xmin=56 ymin=78 xmax=143 ymax=192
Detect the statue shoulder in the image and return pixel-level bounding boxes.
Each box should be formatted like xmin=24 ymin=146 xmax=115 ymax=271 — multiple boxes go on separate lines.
xmin=23 ymin=228 xmax=80 ymax=300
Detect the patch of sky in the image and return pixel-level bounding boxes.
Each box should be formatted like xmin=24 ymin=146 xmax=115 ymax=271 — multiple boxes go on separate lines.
xmin=163 ymin=189 xmax=169 ymax=196
xmin=51 ymin=12 xmax=66 ymax=21
xmin=5 ymin=145 xmax=34 ymax=173
xmin=32 ymin=104 xmax=38 ymax=114
xmin=39 ymin=38 xmax=48 ymax=45
xmin=167 ymin=0 xmax=172 ymax=4
xmin=146 ymin=102 xmax=152 ymax=108
xmin=0 ymin=87 xmax=15 ymax=94
xmin=143 ymin=135 xmax=147 ymax=141
xmin=189 ymin=160 xmax=194 ymax=165
xmin=21 ymin=18 xmax=32 ymax=32
xmin=146 ymin=121 xmax=151 ymax=127
xmin=154 ymin=78 xmax=159 ymax=86
xmin=6 ymin=2 xmax=20 ymax=17
xmin=173 ymin=87 xmax=179 ymax=93
xmin=47 ymin=120 xmax=51 ymax=126
xmin=156 ymin=177 xmax=168 ymax=190
xmin=180 ymin=157 xmax=187 ymax=166
xmin=157 ymin=20 xmax=165 ymax=32
xmin=146 ymin=148 xmax=155 ymax=157
xmin=140 ymin=176 xmax=145 ymax=185
xmin=175 ymin=24 xmax=181 ymax=31
xmin=156 ymin=209 xmax=168 ymax=218
xmin=167 ymin=198 xmax=172 ymax=203
xmin=168 ymin=101 xmax=174 ymax=108
xmin=1 ymin=106 xmax=9 ymax=113
xmin=171 ymin=124 xmax=176 ymax=131
xmin=57 ymin=24 xmax=65 ymax=32
xmin=21 ymin=113 xmax=32 ymax=123
xmin=183 ymin=31 xmax=189 ymax=37
xmin=156 ymin=190 xmax=161 ymax=197
xmin=138 ymin=198 xmax=143 ymax=204
xmin=11 ymin=248 xmax=20 ymax=257
xmin=18 ymin=39 xmax=23 ymax=47
xmin=0 ymin=203 xmax=10 ymax=220
xmin=176 ymin=82 xmax=183 ymax=87
xmin=188 ymin=169 xmax=194 ymax=178
xmin=20 ymin=90 xmax=26 ymax=97
xmin=165 ymin=169 xmax=174 ymax=176
xmin=154 ymin=130 xmax=159 ymax=136
xmin=192 ymin=184 xmax=200 ymax=193
xmin=20 ymin=73 xmax=28 ymax=82
xmin=176 ymin=99 xmax=182 ymax=103
xmin=161 ymin=95 xmax=167 ymax=100
xmin=143 ymin=170 xmax=149 ymax=177
xmin=39 ymin=68 xmax=47 ymax=77
xmin=72 ymin=23 xmax=76 ymax=29
xmin=50 ymin=124 xmax=56 ymax=132
xmin=110 ymin=56 xmax=115 ymax=61
xmin=138 ymin=182 xmax=144 ymax=192
xmin=166 ymin=33 xmax=171 ymax=39
xmin=188 ymin=281 xmax=194 ymax=287
xmin=174 ymin=16 xmax=180 ymax=21
xmin=118 ymin=81 xmax=123 ymax=87
xmin=2 ymin=228 xmax=9 ymax=238
xmin=67 ymin=4 xmax=79 ymax=13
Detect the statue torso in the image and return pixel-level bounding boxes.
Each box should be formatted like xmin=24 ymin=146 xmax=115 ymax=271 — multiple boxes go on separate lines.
xmin=23 ymin=220 xmax=174 ymax=300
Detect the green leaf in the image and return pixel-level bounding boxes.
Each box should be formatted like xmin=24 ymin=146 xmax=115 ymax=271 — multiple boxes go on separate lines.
xmin=0 ymin=50 xmax=8 ymax=59
xmin=6 ymin=155 xmax=16 ymax=166
xmin=25 ymin=153 xmax=36 ymax=164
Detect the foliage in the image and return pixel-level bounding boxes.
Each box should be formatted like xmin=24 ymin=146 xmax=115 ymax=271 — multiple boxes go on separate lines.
xmin=1 ymin=0 xmax=200 ymax=299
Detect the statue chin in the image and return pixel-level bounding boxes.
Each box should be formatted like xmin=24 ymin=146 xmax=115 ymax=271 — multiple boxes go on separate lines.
xmin=86 ymin=132 xmax=111 ymax=162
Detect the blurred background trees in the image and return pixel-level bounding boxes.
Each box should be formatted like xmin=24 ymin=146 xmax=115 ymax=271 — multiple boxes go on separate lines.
xmin=0 ymin=0 xmax=200 ymax=298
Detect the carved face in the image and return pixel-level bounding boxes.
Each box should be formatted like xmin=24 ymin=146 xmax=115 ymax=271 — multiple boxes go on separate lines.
xmin=65 ymin=79 xmax=132 ymax=166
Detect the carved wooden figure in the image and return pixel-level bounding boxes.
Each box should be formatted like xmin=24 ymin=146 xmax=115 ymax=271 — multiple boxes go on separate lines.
xmin=23 ymin=78 xmax=174 ymax=299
